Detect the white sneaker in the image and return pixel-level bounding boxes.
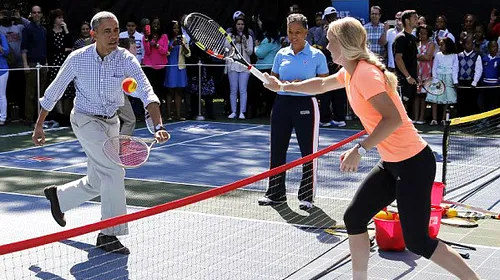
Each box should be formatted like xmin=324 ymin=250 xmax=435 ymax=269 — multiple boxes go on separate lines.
xmin=332 ymin=120 xmax=346 ymax=127
xmin=299 ymin=200 xmax=314 ymax=210
xmin=239 ymin=113 xmax=245 ymax=119
xmin=228 ymin=112 xmax=236 ymax=119
xmin=319 ymin=122 xmax=332 ymax=127
xmin=258 ymin=196 xmax=286 ymax=206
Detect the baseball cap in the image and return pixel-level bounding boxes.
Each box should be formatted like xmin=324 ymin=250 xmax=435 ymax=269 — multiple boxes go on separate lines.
xmin=233 ymin=11 xmax=245 ymax=20
xmin=322 ymin=7 xmax=337 ymax=20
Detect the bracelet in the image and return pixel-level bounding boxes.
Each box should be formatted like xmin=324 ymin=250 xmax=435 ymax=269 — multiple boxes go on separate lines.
xmin=279 ymin=84 xmax=285 ymax=92
xmin=406 ymin=76 xmax=411 ymax=80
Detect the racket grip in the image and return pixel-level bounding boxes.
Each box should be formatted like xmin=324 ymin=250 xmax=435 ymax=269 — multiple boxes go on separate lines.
xmin=248 ymin=66 xmax=268 ymax=84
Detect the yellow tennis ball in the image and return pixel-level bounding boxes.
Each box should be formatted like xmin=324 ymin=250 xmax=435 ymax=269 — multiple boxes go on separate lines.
xmin=386 ymin=212 xmax=394 ymax=220
xmin=375 ymin=211 xmax=389 ymax=219
xmin=122 ymin=77 xmax=137 ymax=94
xmin=446 ymin=208 xmax=458 ymax=218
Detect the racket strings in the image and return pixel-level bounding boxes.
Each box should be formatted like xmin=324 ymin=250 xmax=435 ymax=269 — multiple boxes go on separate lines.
xmin=186 ymin=15 xmax=229 ymax=56
xmin=103 ymin=137 xmax=150 ymax=167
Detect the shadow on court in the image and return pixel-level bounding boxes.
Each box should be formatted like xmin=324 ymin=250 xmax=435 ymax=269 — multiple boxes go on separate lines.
xmin=61 ymin=239 xmax=130 ymax=279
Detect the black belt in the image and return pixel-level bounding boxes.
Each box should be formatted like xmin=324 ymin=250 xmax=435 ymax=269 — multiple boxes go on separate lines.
xmin=93 ymin=112 xmax=117 ymax=119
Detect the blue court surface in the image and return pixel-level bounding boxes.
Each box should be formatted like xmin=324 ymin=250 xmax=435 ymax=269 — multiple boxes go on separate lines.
xmin=0 ymin=121 xmax=498 ymax=279
xmin=0 ymin=121 xmax=445 ymax=189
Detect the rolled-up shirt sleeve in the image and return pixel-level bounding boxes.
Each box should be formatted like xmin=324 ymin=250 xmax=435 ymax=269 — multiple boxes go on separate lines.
xmin=124 ymin=56 xmax=160 ymax=108
xmin=39 ymin=54 xmax=76 ymax=111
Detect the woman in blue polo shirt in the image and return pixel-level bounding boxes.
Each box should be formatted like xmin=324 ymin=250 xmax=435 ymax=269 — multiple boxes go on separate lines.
xmin=258 ymin=13 xmax=329 ymax=210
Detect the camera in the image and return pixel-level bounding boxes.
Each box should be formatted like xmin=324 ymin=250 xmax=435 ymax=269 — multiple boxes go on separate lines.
xmin=176 ymin=35 xmax=182 ymax=43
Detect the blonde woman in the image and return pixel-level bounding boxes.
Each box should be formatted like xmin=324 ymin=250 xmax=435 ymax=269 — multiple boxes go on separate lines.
xmin=263 ymin=15 xmax=480 ymax=280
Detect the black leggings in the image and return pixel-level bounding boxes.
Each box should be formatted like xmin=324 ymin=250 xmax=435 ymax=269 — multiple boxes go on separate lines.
xmin=343 ymin=145 xmax=438 ymax=259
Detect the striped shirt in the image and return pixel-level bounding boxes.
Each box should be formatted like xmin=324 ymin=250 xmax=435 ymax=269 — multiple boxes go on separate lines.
xmin=40 ymin=44 xmax=159 ymax=117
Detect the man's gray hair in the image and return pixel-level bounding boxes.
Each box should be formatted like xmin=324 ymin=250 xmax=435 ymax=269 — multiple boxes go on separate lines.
xmin=91 ymin=11 xmax=118 ymax=30
xmin=286 ymin=13 xmax=308 ymax=29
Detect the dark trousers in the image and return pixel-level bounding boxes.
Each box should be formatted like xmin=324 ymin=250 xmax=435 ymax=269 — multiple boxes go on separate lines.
xmin=456 ymin=80 xmax=479 ymax=117
xmin=343 ymin=146 xmax=438 ymax=259
xmin=24 ymin=63 xmax=47 ymax=123
xmin=478 ymin=84 xmax=499 ymax=113
xmin=266 ymin=95 xmax=319 ymax=202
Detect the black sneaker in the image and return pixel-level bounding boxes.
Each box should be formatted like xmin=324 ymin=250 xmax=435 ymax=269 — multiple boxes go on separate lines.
xmin=96 ymin=233 xmax=130 ymax=255
xmin=257 ymin=196 xmax=286 ymax=206
xmin=43 ymin=185 xmax=66 ymax=227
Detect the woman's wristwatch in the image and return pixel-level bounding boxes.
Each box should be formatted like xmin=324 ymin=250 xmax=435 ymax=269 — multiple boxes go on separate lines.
xmin=356 ymin=143 xmax=367 ymax=156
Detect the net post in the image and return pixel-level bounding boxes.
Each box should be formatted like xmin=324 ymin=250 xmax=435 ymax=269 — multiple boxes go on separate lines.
xmin=36 ymin=63 xmax=41 ymax=117
xmin=195 ymin=60 xmax=205 ymax=121
xmin=442 ymin=109 xmax=451 ymax=196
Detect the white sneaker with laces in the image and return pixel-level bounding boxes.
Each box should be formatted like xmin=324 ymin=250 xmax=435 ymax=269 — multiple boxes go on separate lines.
xmin=239 ymin=113 xmax=245 ymax=119
xmin=228 ymin=112 xmax=236 ymax=119
xmin=299 ymin=200 xmax=314 ymax=210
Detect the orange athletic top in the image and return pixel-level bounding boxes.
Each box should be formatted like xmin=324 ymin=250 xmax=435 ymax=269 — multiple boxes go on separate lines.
xmin=336 ymin=61 xmax=427 ymax=162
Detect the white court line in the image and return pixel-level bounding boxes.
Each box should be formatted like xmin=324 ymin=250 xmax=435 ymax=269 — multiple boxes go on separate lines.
xmin=0 ymin=137 xmax=79 ymax=155
xmin=0 ymin=165 xmax=353 ymax=202
xmin=0 ymin=126 xmax=70 ymax=138
xmin=50 ymin=124 xmax=266 ymax=171
xmin=0 ymin=121 xmax=185 ymax=156
xmin=2 ymin=191 xmax=499 ymax=250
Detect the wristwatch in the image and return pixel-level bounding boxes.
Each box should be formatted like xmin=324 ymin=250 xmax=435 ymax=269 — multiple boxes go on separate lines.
xmin=356 ymin=143 xmax=367 ymax=156
xmin=155 ymin=124 xmax=165 ymax=132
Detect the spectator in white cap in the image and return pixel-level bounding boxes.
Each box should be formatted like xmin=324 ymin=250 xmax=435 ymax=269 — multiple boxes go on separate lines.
xmin=226 ymin=11 xmax=255 ymax=41
xmin=323 ymin=7 xmax=337 ymax=22
xmin=233 ymin=11 xmax=244 ymax=21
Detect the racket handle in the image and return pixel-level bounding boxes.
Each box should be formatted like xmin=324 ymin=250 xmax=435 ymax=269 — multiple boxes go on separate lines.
xmin=248 ymin=66 xmax=268 ymax=84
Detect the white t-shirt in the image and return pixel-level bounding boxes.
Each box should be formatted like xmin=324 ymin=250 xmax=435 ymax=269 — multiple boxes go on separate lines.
xmin=119 ymin=31 xmax=144 ymax=63
xmin=386 ymin=28 xmax=401 ymax=68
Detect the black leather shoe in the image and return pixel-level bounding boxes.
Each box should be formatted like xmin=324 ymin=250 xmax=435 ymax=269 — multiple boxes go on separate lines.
xmin=96 ymin=233 xmax=130 ymax=255
xmin=43 ymin=185 xmax=66 ymax=227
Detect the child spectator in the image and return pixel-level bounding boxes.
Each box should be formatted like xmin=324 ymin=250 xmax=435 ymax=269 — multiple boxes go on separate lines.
xmin=478 ymin=41 xmax=500 ymax=112
xmin=415 ymin=24 xmax=435 ymax=124
xmin=426 ymin=37 xmax=458 ymax=125
xmin=457 ymin=36 xmax=482 ymax=116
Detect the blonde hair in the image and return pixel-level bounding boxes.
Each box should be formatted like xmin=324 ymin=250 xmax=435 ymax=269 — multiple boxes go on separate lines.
xmin=327 ymin=17 xmax=398 ymax=92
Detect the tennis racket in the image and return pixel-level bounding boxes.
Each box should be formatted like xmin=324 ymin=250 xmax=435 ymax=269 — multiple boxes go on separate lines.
xmin=183 ymin=12 xmax=268 ymax=84
xmin=103 ymin=136 xmax=157 ymax=168
xmin=442 ymin=200 xmax=500 ymax=220
xmin=441 ymin=216 xmax=478 ymax=228
xmin=421 ymin=78 xmax=446 ymax=95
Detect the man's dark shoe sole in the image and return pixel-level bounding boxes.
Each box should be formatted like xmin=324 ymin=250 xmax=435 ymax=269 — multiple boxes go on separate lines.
xmin=44 ymin=186 xmax=66 ymax=227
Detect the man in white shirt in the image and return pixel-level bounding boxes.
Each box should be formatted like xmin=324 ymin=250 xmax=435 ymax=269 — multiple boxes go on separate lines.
xmin=119 ymin=17 xmax=144 ymax=63
xmin=380 ymin=11 xmax=403 ymax=71
xmin=33 ymin=11 xmax=169 ymax=255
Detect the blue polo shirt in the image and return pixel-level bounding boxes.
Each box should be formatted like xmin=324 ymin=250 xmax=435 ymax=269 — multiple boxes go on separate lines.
xmin=272 ymin=41 xmax=328 ymax=96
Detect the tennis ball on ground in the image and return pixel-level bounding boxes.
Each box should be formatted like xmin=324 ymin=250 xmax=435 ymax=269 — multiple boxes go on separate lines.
xmin=122 ymin=77 xmax=137 ymax=94
xmin=446 ymin=208 xmax=458 ymax=218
